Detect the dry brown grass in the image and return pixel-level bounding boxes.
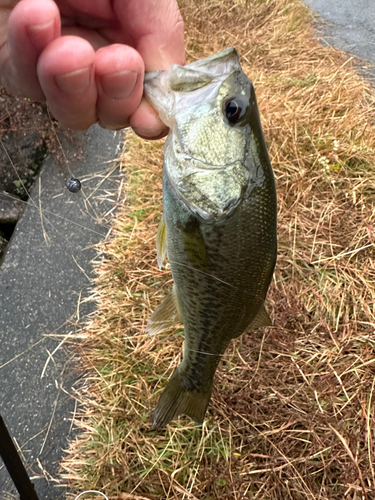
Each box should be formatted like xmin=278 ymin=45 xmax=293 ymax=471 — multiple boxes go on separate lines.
xmin=61 ymin=0 xmax=375 ymax=499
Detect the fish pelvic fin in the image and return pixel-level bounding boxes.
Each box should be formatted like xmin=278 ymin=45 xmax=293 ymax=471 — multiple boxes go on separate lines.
xmin=156 ymin=214 xmax=167 ymax=269
xmin=146 ymin=285 xmax=181 ymax=336
xmin=249 ymin=303 xmax=272 ymax=329
xmin=153 ymin=369 xmax=212 ymax=429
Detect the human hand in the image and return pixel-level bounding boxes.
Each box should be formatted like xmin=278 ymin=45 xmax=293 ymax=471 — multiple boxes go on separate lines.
xmin=0 ymin=0 xmax=185 ymax=137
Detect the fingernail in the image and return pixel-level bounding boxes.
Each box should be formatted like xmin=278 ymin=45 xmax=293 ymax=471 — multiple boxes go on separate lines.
xmin=54 ymin=67 xmax=92 ymax=95
xmin=27 ymin=19 xmax=58 ymax=52
xmin=134 ymin=127 xmax=169 ymax=140
xmin=98 ymin=120 xmax=130 ymax=131
xmin=99 ymin=70 xmax=137 ymax=100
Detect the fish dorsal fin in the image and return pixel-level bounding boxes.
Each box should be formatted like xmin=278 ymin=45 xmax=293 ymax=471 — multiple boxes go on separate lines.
xmin=146 ymin=285 xmax=182 ymax=336
xmin=156 ymin=214 xmax=167 ymax=269
xmin=249 ymin=303 xmax=272 ymax=329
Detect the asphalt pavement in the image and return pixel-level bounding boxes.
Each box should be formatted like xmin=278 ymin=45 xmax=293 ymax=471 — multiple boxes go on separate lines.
xmin=303 ymin=0 xmax=375 ymax=72
xmin=0 ymin=126 xmax=123 ymax=500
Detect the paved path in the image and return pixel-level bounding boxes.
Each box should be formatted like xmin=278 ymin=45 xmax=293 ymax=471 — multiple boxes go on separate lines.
xmin=0 ymin=126 xmax=123 ymax=500
xmin=303 ymin=0 xmax=375 ymax=70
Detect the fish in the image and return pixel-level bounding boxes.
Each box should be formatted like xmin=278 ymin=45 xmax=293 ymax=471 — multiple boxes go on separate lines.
xmin=144 ymin=47 xmax=277 ymax=428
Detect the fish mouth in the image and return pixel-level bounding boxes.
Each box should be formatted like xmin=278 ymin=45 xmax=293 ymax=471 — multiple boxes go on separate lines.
xmin=144 ymin=48 xmax=242 ymax=127
xmin=181 ymin=47 xmax=240 ymax=74
xmin=144 ymin=47 xmax=240 ymax=84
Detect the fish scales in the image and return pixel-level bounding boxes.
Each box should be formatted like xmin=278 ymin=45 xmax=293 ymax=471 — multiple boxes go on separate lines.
xmin=144 ymin=48 xmax=277 ymax=428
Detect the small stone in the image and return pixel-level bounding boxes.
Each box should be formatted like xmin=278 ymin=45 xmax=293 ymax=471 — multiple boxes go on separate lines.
xmin=0 ymin=192 xmax=24 ymax=224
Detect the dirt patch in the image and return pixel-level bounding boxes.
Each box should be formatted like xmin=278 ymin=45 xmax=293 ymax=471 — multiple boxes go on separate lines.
xmin=0 ymin=87 xmax=56 ymax=198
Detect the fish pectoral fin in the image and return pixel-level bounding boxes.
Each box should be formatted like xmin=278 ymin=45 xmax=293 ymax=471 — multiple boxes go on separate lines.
xmin=146 ymin=285 xmax=181 ymax=336
xmin=249 ymin=303 xmax=272 ymax=329
xmin=156 ymin=214 xmax=167 ymax=269
xmin=179 ymin=216 xmax=207 ymax=268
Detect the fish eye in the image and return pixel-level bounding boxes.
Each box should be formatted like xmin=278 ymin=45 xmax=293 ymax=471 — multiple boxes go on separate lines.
xmin=224 ymin=97 xmax=243 ymax=123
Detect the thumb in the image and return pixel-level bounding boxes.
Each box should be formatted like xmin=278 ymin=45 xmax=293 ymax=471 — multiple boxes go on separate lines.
xmin=115 ymin=0 xmax=185 ymax=71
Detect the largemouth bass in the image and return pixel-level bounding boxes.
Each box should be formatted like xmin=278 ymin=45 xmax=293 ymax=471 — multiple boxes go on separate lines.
xmin=144 ymin=48 xmax=277 ymax=428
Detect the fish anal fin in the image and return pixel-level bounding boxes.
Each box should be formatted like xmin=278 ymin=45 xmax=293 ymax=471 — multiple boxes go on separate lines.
xmin=146 ymin=285 xmax=181 ymax=336
xmin=156 ymin=214 xmax=167 ymax=269
xmin=153 ymin=368 xmax=212 ymax=428
xmin=249 ymin=303 xmax=272 ymax=329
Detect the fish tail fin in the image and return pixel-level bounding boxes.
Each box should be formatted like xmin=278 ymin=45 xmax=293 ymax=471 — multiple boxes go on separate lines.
xmin=153 ymin=369 xmax=212 ymax=429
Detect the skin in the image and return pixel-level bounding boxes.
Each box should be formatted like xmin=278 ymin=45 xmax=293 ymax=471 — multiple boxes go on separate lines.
xmin=0 ymin=0 xmax=185 ymax=136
